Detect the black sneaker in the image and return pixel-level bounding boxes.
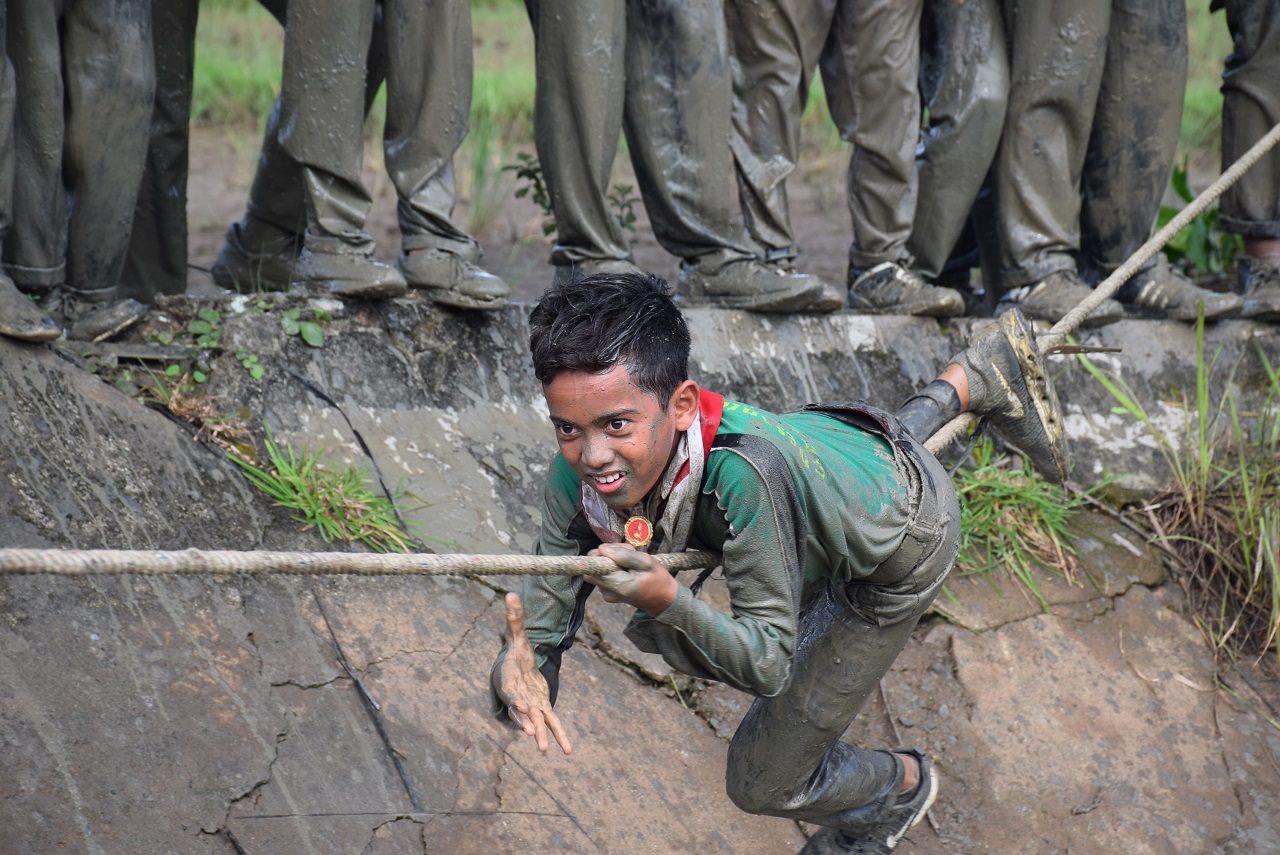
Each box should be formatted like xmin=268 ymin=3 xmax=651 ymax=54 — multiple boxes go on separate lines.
xmin=1240 ymin=257 xmax=1280 ymax=322
xmin=950 ymin=308 xmax=1069 ymax=483
xmin=848 ymin=262 xmax=965 ymax=318
xmin=997 ymin=270 xmax=1123 ymax=327
xmin=1118 ymin=261 xmax=1241 ymax=321
xmin=798 ymin=748 xmax=939 ymax=855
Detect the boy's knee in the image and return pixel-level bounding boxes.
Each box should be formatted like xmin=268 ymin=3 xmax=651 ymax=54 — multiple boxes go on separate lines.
xmin=725 ymin=744 xmax=796 ymax=817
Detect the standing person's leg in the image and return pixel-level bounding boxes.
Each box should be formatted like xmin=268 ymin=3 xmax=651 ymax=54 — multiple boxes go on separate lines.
xmin=725 ymin=432 xmax=957 ymax=850
xmin=4 ymin=0 xmax=67 ymax=298
xmin=212 ymin=0 xmax=396 ymax=295
xmin=992 ymin=0 xmax=1123 ymax=327
xmin=523 ymin=0 xmax=635 ymax=282
xmin=383 ymin=0 xmax=509 ymax=309
xmin=60 ymin=0 xmax=154 ymax=337
xmin=280 ymin=0 xmax=405 ymax=298
xmin=1080 ymin=0 xmax=1238 ymax=321
xmin=908 ymin=0 xmax=1008 ymax=284
xmin=625 ymin=0 xmax=828 ymax=313
xmin=0 ymin=0 xmax=59 ymax=342
xmin=822 ymin=0 xmax=964 ymax=318
xmin=1219 ymin=0 xmax=1280 ymax=321
xmin=124 ymin=0 xmax=200 ymax=304
xmin=725 ymin=0 xmax=837 ymax=264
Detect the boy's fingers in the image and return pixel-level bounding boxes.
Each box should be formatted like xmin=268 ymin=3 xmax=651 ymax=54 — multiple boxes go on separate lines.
xmin=546 ymin=710 xmax=573 ymax=755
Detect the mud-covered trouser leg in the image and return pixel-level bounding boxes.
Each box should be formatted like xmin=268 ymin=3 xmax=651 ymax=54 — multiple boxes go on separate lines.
xmin=63 ymin=0 xmax=154 ymax=300
xmin=993 ymin=0 xmax=1109 ymax=290
xmin=279 ymin=0 xmax=376 ymax=247
xmin=1079 ymin=0 xmax=1186 ymax=280
xmin=382 ymin=0 xmax=476 ymax=255
xmin=622 ymin=0 xmax=755 ymax=270
xmin=0 ymin=5 xmax=14 ymax=249
xmin=240 ymin=1 xmax=384 ymax=243
xmin=5 ymin=0 xmax=67 ymax=290
xmin=908 ymin=0 xmax=1008 ymax=281
xmin=124 ymin=0 xmax=199 ymax=303
xmin=725 ymin=436 xmax=958 ymax=834
xmin=725 ymin=0 xmax=837 ymax=258
xmin=523 ymin=0 xmax=631 ymax=266
xmin=819 ymin=0 xmax=924 ymax=272
xmin=1219 ymin=0 xmax=1280 ymax=239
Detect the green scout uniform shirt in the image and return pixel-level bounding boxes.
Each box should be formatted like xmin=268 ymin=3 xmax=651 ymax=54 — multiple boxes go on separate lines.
xmin=498 ymin=396 xmax=913 ymax=713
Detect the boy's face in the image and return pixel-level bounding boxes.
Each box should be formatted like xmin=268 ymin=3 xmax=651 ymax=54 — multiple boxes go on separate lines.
xmin=544 ymin=364 xmax=699 ymax=511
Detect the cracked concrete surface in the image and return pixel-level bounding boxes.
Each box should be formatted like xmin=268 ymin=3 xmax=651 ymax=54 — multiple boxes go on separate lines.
xmin=1 ymin=307 xmax=1279 ymax=853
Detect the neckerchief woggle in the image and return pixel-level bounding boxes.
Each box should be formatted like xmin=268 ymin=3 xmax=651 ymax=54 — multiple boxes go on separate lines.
xmin=581 ymin=389 xmax=724 ymax=554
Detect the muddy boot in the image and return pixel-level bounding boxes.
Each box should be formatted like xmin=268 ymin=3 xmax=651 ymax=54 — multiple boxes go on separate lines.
xmin=290 ymin=235 xmax=407 ymax=299
xmin=950 ymin=308 xmax=1069 ymax=483
xmin=848 ymin=262 xmax=965 ymax=318
xmin=680 ymin=258 xmax=822 ymax=312
xmin=210 ymin=217 xmax=302 ymax=293
xmin=56 ymin=289 xmax=148 ymax=343
xmin=1116 ymin=260 xmax=1242 ymax=321
xmin=996 ymin=270 xmax=1123 ymax=328
xmin=1239 ymin=257 xmax=1280 ymax=322
xmin=0 ymin=274 xmax=61 ymax=342
xmin=798 ymin=749 xmax=938 ymax=855
xmin=398 ymin=246 xmax=510 ymax=310
xmin=766 ymin=257 xmax=844 ymax=314
xmin=551 ymin=258 xmax=643 ymax=288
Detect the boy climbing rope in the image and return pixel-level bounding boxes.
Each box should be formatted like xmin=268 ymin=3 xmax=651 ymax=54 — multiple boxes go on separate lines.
xmin=490 ymin=271 xmax=1067 ymax=854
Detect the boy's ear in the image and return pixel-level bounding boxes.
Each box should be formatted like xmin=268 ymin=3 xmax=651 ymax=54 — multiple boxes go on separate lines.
xmin=670 ymin=380 xmax=700 ymax=432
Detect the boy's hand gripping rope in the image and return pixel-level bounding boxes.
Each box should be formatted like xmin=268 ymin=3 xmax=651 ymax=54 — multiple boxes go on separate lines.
xmin=1 ymin=124 xmax=1277 ymax=576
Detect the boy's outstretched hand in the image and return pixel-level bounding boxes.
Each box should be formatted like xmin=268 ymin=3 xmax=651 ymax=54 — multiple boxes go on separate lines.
xmin=584 ymin=542 xmax=678 ymax=615
xmin=497 ymin=592 xmax=572 ymax=755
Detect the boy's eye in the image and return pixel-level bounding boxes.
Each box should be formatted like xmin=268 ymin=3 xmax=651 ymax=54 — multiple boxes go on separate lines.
xmin=556 ymin=423 xmax=579 ymax=438
xmin=607 ymin=419 xmax=628 ymax=431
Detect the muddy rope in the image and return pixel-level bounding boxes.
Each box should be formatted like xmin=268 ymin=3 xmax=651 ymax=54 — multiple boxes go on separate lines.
xmin=0 ymin=548 xmax=719 ymax=577
xmin=4 ymin=124 xmax=1279 ymax=576
xmin=924 ymin=120 xmax=1280 ymax=456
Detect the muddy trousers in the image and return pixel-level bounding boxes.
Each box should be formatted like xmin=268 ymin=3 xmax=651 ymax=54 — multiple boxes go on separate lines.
xmin=1219 ymin=0 xmax=1280 ymax=239
xmin=523 ymin=0 xmax=754 ymax=271
xmin=1079 ymin=0 xmax=1187 ymax=278
xmin=277 ymin=0 xmax=477 ymax=254
xmin=908 ymin=0 xmax=1008 ymax=281
xmin=0 ymin=4 xmax=14 ymax=247
xmin=725 ymin=434 xmax=958 ymax=834
xmin=993 ymin=0 xmax=1185 ymax=290
xmin=726 ymin=0 xmax=923 ymax=272
xmin=3 ymin=0 xmax=154 ymax=301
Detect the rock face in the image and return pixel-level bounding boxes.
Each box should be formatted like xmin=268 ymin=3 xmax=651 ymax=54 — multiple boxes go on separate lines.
xmin=1 ymin=303 xmax=1278 ymax=854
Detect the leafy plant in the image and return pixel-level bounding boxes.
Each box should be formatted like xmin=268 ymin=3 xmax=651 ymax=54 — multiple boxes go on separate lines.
xmin=280 ymin=306 xmax=329 ymax=348
xmin=946 ymin=438 xmax=1090 ymax=611
xmin=231 ymin=427 xmax=429 ymax=553
xmin=608 ymin=183 xmax=639 ymax=237
xmin=1158 ymin=161 xmax=1244 ymax=277
xmin=1080 ymin=311 xmax=1280 ymax=665
xmin=505 ymin=151 xmax=557 ymax=237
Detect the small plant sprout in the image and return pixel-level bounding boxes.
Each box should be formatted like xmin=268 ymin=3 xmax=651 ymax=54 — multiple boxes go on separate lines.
xmin=280 ymin=306 xmax=328 ymax=348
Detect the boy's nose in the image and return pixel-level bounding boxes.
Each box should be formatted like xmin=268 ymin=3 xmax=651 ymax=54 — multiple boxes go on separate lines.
xmin=581 ymin=434 xmax=615 ymax=469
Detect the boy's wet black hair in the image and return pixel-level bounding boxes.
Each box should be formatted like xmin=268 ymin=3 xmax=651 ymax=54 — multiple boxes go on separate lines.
xmin=529 ymin=272 xmax=691 ymax=408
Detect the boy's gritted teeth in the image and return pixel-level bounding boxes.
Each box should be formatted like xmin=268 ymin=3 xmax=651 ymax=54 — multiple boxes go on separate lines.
xmin=590 ymin=472 xmax=625 ymax=492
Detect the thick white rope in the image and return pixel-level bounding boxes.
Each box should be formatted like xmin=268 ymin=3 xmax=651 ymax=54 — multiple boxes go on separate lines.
xmin=925 ymin=120 xmax=1280 ymax=456
xmin=0 ymin=547 xmax=718 ymax=577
